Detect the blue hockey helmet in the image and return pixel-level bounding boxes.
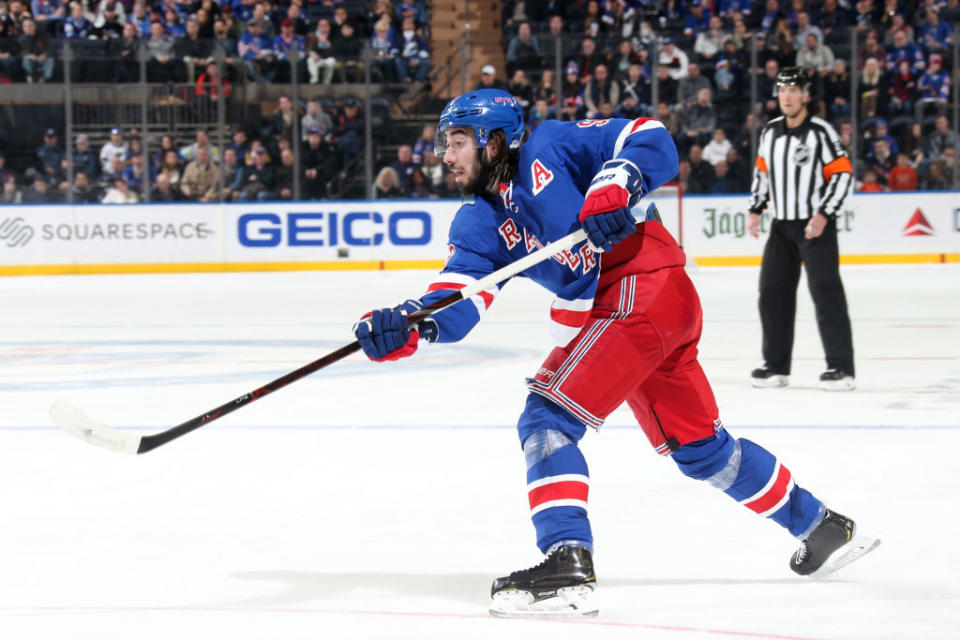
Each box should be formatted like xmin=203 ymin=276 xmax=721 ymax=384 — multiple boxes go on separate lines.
xmin=434 ymin=89 xmax=525 ymax=157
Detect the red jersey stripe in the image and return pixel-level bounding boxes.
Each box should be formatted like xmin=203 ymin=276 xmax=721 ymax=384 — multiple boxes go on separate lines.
xmin=427 ymin=282 xmax=466 ymax=292
xmin=550 ymin=307 xmax=591 ymax=327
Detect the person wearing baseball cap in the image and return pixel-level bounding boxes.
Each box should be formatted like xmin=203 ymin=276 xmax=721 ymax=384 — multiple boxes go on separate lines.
xmin=475 ymin=63 xmax=506 ymax=90
xmin=99 ymin=127 xmax=129 ymax=174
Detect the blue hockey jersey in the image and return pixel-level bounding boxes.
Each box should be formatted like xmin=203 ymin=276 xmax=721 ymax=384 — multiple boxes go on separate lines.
xmin=420 ymin=117 xmax=679 ymax=346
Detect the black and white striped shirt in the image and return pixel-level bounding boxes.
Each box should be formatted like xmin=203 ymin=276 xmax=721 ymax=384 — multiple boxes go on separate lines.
xmin=748 ymin=114 xmax=853 ymax=221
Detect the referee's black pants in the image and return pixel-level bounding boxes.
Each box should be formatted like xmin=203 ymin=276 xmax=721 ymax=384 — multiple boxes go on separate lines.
xmin=758 ymin=217 xmax=854 ymax=376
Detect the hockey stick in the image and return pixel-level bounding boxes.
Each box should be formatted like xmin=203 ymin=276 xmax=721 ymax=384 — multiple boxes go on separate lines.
xmin=50 ymin=227 xmax=591 ymax=455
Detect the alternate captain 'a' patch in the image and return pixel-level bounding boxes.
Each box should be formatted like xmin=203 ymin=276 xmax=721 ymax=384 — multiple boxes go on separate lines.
xmin=531 ymin=159 xmax=554 ymax=195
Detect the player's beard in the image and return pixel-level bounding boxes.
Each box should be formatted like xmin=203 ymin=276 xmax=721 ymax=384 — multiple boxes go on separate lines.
xmin=459 ymin=149 xmax=493 ymax=197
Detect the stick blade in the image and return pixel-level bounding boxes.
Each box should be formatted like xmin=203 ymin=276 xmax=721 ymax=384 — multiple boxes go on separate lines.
xmin=49 ymin=401 xmax=142 ymax=454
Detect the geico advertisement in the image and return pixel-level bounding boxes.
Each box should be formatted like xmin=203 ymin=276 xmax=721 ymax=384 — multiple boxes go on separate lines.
xmin=681 ymin=192 xmax=960 ymax=257
xmin=224 ymin=201 xmax=458 ymax=260
xmin=0 ymin=204 xmax=219 ymax=265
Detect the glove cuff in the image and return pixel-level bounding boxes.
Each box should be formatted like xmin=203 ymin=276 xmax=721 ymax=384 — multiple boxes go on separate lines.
xmin=584 ymin=159 xmax=644 ymax=207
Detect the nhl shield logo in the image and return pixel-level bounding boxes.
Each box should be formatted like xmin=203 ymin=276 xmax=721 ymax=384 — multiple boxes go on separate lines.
xmin=794 ymin=142 xmax=811 ymax=165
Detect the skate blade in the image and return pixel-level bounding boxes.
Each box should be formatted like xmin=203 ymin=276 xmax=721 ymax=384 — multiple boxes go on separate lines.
xmin=821 ymin=378 xmax=856 ymax=391
xmin=811 ymin=535 xmax=880 ymax=577
xmin=489 ymin=585 xmax=598 ymax=618
xmin=751 ymin=375 xmax=788 ymax=388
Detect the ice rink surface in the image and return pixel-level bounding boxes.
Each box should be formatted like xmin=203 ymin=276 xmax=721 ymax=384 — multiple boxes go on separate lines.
xmin=1 ymin=263 xmax=958 ymax=640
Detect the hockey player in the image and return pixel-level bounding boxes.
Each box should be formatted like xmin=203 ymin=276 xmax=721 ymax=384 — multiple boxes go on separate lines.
xmin=353 ymin=89 xmax=878 ymax=617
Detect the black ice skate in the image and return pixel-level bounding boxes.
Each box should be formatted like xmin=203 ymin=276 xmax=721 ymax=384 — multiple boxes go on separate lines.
xmin=819 ymin=369 xmax=856 ymax=391
xmin=489 ymin=545 xmax=598 ymax=618
xmin=751 ymin=367 xmax=788 ymax=388
xmin=791 ymin=509 xmax=880 ymax=577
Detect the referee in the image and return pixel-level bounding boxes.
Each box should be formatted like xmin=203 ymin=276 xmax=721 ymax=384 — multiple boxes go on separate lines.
xmin=747 ymin=67 xmax=855 ymax=391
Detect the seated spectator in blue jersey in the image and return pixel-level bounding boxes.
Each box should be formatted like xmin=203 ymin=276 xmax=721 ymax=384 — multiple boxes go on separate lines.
xmin=395 ymin=16 xmax=430 ymax=82
xmin=684 ymin=0 xmax=711 ymax=38
xmin=307 ymin=17 xmax=336 ymax=84
xmin=238 ymin=19 xmax=276 ymax=82
xmin=163 ymin=7 xmax=186 ymax=38
xmin=583 ymin=64 xmax=618 ymax=119
xmin=866 ymin=119 xmax=898 ymax=162
xmin=35 ymin=128 xmax=65 ymax=187
xmin=505 ymin=21 xmax=542 ymax=78
xmin=918 ymin=9 xmax=952 ymax=55
xmin=121 ymin=154 xmax=156 ymax=196
xmin=619 ymin=63 xmax=651 ymax=118
xmin=717 ymin=0 xmax=752 ymax=20
xmin=333 ymin=20 xmax=365 ymax=83
xmin=373 ymin=166 xmax=403 ymax=199
xmin=30 ymin=0 xmax=65 ymax=28
xmin=915 ymin=54 xmax=951 ymax=123
xmin=411 ymin=124 xmax=434 ymax=165
xmin=18 ymin=18 xmax=55 ymax=83
xmin=885 ymin=29 xmax=924 ymax=75
xmin=369 ymin=17 xmax=399 ymax=82
xmin=128 ymin=1 xmax=151 ymax=37
xmin=63 ymin=1 xmax=94 ymax=39
xmin=272 ymin=18 xmax=305 ymax=82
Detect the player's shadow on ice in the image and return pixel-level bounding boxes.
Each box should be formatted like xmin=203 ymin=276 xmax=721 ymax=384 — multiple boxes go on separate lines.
xmin=223 ymin=571 xmax=804 ymax=609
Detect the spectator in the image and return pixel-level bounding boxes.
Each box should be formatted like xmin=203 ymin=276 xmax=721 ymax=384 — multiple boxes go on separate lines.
xmin=211 ymin=18 xmax=240 ymax=80
xmin=887 ymin=153 xmax=917 ymax=191
xmin=683 ymin=0 xmax=711 ymax=38
xmin=713 ymin=56 xmax=738 ymax=106
xmin=374 ymin=166 xmax=403 ymax=198
xmin=708 ymin=160 xmax=736 ymax=193
xmin=619 ymin=63 xmax=650 ymax=118
xmin=574 ymin=36 xmax=601 ymax=82
xmin=920 ymin=158 xmax=950 ymax=190
xmin=100 ymin=154 xmax=126 ymax=192
xmin=150 ymin=171 xmax=183 ymax=201
xmin=390 ymin=144 xmax=416 ymax=194
xmin=72 ymin=134 xmax=99 ymax=181
xmin=195 ymin=61 xmax=230 ymax=104
xmin=283 ymin=1 xmax=307 ymax=36
xmin=408 ymin=166 xmax=433 ymax=198
xmin=35 ymin=128 xmax=65 ymax=185
xmin=127 ymin=1 xmax=151 ymax=37
xmin=2 ymin=175 xmax=21 ymax=204
xmin=163 ymin=7 xmax=185 ymax=38
xmin=301 ymin=99 xmax=333 ymax=141
xmin=369 ymin=17 xmax=398 ymax=82
xmin=175 ymin=18 xmax=213 ymax=83
xmin=888 ymin=58 xmax=918 ymax=119
xmin=411 ymin=124 xmax=434 ymax=165
xmin=272 ymin=17 xmax=305 ymax=83
xmin=218 ymin=147 xmax=244 ymax=201
xmin=180 ymin=129 xmax=220 ymax=164
xmin=655 ymin=100 xmax=681 ymax=140
xmin=794 ymin=10 xmax=823 ymax=45
xmin=194 ymin=5 xmax=216 ymax=39
xmin=858 ymin=29 xmax=885 ymax=70
xmin=796 ymin=33 xmax=833 ymax=76
xmin=3 ymin=0 xmax=31 ymax=36
xmin=101 ymin=176 xmax=138 ymax=203
xmin=725 ymin=146 xmax=749 ymax=192
xmin=121 ymin=154 xmax=155 ymax=195
xmin=694 ymin=15 xmax=725 ymax=62
xmin=680 ymin=87 xmax=716 ymax=153
xmin=180 ymin=146 xmax=220 ymax=201
xmin=248 ymin=2 xmax=274 ymax=38
xmin=608 ymin=39 xmax=641 ymax=82
xmin=476 ymin=64 xmax=507 ymax=91
xmin=271 ymin=148 xmax=294 ymax=199
xmin=658 ymin=37 xmax=688 ymax=80
xmin=581 ymin=0 xmax=604 ymax=39
xmin=30 ymin=0 xmax=65 ymax=26
xmin=818 ymin=0 xmax=852 ymax=39
xmin=157 ymin=150 xmax=183 ymax=192
xmin=858 ymin=168 xmax=884 ymax=192
xmin=333 ymin=20 xmax=364 ymax=83
xmin=226 ymin=129 xmax=248 ymax=164
xmin=687 ymin=144 xmax=715 ymax=194
xmin=756 ymin=58 xmax=781 ymax=118
xmin=146 ymin=21 xmax=179 ymax=82
xmin=238 ymin=146 xmax=274 ymax=200
xmin=23 ymin=174 xmax=60 ymax=202
xmin=915 ymin=54 xmax=950 ymax=123
xmin=885 ymin=29 xmax=924 ymax=75
xmin=534 ymin=68 xmax=556 ymax=106
xmin=528 ymin=98 xmax=553 ymax=130
xmin=583 ymin=63 xmax=618 ymax=118
xmin=436 ymin=167 xmax=460 ymax=198
xmin=306 ymin=17 xmax=336 ymax=84
xmin=654 ymin=65 xmax=678 ymax=107
xmin=507 ymin=69 xmax=535 ymax=112
xmin=506 ymin=21 xmax=542 ymax=77
xmin=67 ymin=171 xmax=97 ymax=202
xmin=917 ymin=9 xmax=951 ymax=55
xmin=677 ymin=62 xmax=710 ymax=109
xmin=63 ymin=1 xmax=94 ymax=39
xmin=823 ymin=59 xmax=851 ymax=120
xmin=238 ymin=19 xmax=276 ymax=82
xmin=560 ymin=61 xmax=585 ymax=120
xmin=925 ymin=115 xmax=959 ymax=161
xmin=422 ymin=149 xmax=444 ymax=189
xmin=858 ymin=57 xmax=886 ymax=120
xmin=702 ymin=128 xmax=733 ymax=166
xmin=18 ymin=18 xmax=54 ymax=83
xmin=301 ymin=126 xmax=338 ymax=199
xmin=333 ymin=98 xmax=364 ymax=166
xmin=868 ymin=138 xmax=895 ymax=185
xmin=601 ymin=0 xmax=636 ymax=42
xmin=99 ymin=127 xmax=128 ymax=174
xmin=266 ymin=95 xmax=295 ymax=142
xmin=765 ymin=17 xmax=796 ymax=68
xmin=113 ymin=21 xmax=139 ymax=82
xmin=0 ymin=20 xmax=20 ymax=81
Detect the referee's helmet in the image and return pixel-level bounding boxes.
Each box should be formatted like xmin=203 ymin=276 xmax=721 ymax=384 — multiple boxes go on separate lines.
xmin=773 ymin=66 xmax=811 ymax=96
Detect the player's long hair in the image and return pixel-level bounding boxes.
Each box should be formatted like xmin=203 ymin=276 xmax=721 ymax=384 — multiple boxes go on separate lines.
xmin=480 ymin=129 xmax=526 ymax=194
